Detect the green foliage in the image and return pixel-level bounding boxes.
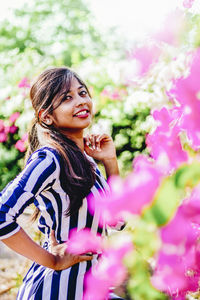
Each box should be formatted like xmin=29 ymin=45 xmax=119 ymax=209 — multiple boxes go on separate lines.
xmin=142 ymin=161 xmax=200 ymax=226
xmin=95 ymin=100 xmax=150 ymax=176
xmin=0 ymin=0 xmax=124 ymax=189
xmin=124 ymin=218 xmax=168 ymax=300
xmin=0 ymin=144 xmax=24 ymax=191
xmin=0 ymin=0 xmax=114 ymax=67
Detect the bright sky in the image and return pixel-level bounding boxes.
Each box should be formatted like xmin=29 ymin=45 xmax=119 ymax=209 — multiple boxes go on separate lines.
xmin=0 ymin=0 xmax=199 ymax=41
xmin=90 ymin=0 xmax=180 ymax=41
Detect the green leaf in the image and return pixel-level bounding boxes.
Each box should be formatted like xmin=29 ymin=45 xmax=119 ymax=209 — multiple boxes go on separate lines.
xmin=142 ymin=162 xmax=200 ymax=227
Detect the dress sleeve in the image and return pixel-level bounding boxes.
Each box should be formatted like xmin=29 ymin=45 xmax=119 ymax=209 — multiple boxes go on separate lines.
xmin=0 ymin=149 xmax=58 ymax=240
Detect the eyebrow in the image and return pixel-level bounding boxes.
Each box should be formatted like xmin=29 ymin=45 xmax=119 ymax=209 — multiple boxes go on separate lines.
xmin=67 ymin=85 xmax=85 ymax=93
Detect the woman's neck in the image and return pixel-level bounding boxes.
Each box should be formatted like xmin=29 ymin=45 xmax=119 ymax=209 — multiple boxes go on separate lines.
xmin=61 ymin=131 xmax=84 ymax=152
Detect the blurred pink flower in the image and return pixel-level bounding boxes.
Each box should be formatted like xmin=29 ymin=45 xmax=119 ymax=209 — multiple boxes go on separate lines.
xmin=100 ymin=89 xmax=110 ymax=97
xmin=67 ymin=229 xmax=103 ymax=255
xmin=127 ymin=43 xmax=161 ymax=76
xmin=0 ymin=132 xmax=7 ymax=143
xmin=5 ymin=125 xmax=18 ymax=134
xmin=183 ymin=0 xmax=195 ymax=8
xmin=15 ymin=140 xmax=26 ymax=152
xmin=9 ymin=112 xmax=20 ymax=124
xmin=100 ymin=88 xmax=126 ymax=101
xmin=88 ymin=156 xmax=162 ymax=226
xmin=21 ymin=133 xmax=28 ymax=142
xmin=83 ymin=241 xmax=133 ymax=300
xmin=18 ymin=77 xmax=30 ymax=88
xmin=153 ymin=10 xmax=185 ymax=46
xmin=0 ymin=120 xmax=5 ymax=132
xmin=110 ymin=92 xmax=120 ymax=100
xmin=169 ymin=48 xmax=200 ymax=150
xmin=152 ymin=185 xmax=200 ymax=298
xmin=146 ymin=107 xmax=188 ymax=173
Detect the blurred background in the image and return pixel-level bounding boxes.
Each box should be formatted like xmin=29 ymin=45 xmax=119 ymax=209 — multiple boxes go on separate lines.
xmin=0 ymin=0 xmax=200 ymax=298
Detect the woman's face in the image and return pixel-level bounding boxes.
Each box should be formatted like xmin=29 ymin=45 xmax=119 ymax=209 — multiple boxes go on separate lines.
xmin=49 ymin=77 xmax=93 ymax=135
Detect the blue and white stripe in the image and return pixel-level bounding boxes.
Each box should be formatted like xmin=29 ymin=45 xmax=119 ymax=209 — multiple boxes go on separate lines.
xmin=0 ymin=146 xmax=112 ymax=300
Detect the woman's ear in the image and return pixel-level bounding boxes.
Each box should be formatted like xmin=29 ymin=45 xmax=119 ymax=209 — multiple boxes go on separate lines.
xmin=39 ymin=110 xmax=53 ymax=126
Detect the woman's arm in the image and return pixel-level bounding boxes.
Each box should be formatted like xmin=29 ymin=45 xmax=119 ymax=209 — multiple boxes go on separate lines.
xmin=101 ymin=157 xmax=119 ymax=178
xmin=2 ymin=228 xmax=92 ymax=271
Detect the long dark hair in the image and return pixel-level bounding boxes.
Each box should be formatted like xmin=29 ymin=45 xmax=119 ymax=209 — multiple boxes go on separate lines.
xmin=27 ymin=67 xmax=96 ymax=217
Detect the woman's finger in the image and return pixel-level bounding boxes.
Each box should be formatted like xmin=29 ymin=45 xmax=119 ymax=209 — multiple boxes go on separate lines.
xmin=83 ymin=135 xmax=90 ymax=147
xmin=77 ymin=254 xmax=93 ymax=263
xmin=94 ymin=135 xmax=101 ymax=151
xmin=98 ymin=134 xmax=110 ymax=141
xmin=90 ymin=134 xmax=95 ymax=150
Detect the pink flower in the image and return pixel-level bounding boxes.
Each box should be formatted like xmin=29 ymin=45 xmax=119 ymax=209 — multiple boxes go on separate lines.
xmin=18 ymin=77 xmax=30 ymax=88
xmin=110 ymin=90 xmax=121 ymax=100
xmin=169 ymin=49 xmax=200 ymax=150
xmin=183 ymin=0 xmax=195 ymax=8
xmin=88 ymin=156 xmax=162 ymax=226
xmin=0 ymin=132 xmax=7 ymax=142
xmin=100 ymin=88 xmax=125 ymax=101
xmin=100 ymin=89 xmax=110 ymax=97
xmin=5 ymin=125 xmax=18 ymax=134
xmin=153 ymin=10 xmax=185 ymax=46
xmin=83 ymin=241 xmax=133 ymax=300
xmin=152 ymin=185 xmax=200 ymax=298
xmin=146 ymin=107 xmax=188 ymax=173
xmin=9 ymin=112 xmax=20 ymax=124
xmin=127 ymin=43 xmax=161 ymax=76
xmin=67 ymin=229 xmax=103 ymax=255
xmin=21 ymin=133 xmax=28 ymax=142
xmin=15 ymin=140 xmax=26 ymax=152
xmin=0 ymin=120 xmax=5 ymax=132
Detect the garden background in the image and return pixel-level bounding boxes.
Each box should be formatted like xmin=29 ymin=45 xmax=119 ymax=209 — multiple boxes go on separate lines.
xmin=1 ymin=0 xmax=200 ymax=299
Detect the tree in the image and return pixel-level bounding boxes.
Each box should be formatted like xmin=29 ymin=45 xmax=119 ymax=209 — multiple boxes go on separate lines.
xmin=0 ymin=0 xmax=117 ymax=67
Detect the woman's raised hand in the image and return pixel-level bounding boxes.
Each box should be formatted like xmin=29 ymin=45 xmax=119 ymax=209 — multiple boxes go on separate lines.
xmin=84 ymin=133 xmax=117 ymax=163
xmin=50 ymin=231 xmax=93 ymax=271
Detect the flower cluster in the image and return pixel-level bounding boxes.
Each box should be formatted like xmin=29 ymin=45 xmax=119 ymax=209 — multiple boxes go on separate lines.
xmin=15 ymin=133 xmax=28 ymax=152
xmin=84 ymin=47 xmax=200 ymax=299
xmin=147 ymin=48 xmax=200 ymax=299
xmin=88 ymin=155 xmax=162 ymax=227
xmin=0 ymin=112 xmax=20 ymax=143
xmin=67 ymin=229 xmax=133 ymax=300
xmin=183 ymin=0 xmax=195 ymax=8
xmin=152 ymin=185 xmax=200 ymax=299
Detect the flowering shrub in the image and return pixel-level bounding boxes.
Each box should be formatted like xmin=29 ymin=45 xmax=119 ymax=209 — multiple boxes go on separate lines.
xmin=69 ymin=45 xmax=200 ymax=300
xmin=1 ymin=1 xmax=200 ymax=299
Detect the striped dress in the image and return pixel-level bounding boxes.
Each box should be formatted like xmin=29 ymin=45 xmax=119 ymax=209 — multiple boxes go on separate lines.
xmin=0 ymin=146 xmax=113 ymax=300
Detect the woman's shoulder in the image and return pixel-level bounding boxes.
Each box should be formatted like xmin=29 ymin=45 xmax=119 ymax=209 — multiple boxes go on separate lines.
xmin=26 ymin=146 xmax=62 ymax=165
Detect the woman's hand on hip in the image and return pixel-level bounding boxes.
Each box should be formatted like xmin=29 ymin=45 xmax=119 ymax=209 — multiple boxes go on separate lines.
xmin=84 ymin=133 xmax=117 ymax=164
xmin=50 ymin=230 xmax=93 ymax=271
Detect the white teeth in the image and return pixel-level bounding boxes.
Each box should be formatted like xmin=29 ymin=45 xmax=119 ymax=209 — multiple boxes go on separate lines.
xmin=75 ymin=110 xmax=88 ymax=116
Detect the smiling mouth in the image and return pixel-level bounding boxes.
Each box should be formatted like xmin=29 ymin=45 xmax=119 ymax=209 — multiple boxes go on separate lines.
xmin=73 ymin=110 xmax=89 ymax=117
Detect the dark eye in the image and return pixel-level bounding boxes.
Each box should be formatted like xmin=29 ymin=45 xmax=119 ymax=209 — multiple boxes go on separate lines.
xmin=65 ymin=95 xmax=72 ymax=100
xmin=80 ymin=90 xmax=87 ymax=96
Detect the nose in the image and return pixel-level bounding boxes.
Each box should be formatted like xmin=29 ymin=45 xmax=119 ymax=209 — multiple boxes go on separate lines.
xmin=76 ymin=94 xmax=87 ymax=106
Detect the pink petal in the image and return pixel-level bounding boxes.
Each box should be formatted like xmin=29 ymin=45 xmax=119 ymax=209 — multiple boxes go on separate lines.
xmin=15 ymin=140 xmax=26 ymax=152
xmin=0 ymin=120 xmax=5 ymax=132
xmin=18 ymin=77 xmax=30 ymax=88
xmin=183 ymin=0 xmax=195 ymax=8
xmin=83 ymin=241 xmax=133 ymax=300
xmin=127 ymin=44 xmax=161 ymax=76
xmin=88 ymin=159 xmax=161 ymax=227
xmin=67 ymin=229 xmax=103 ymax=255
xmin=0 ymin=132 xmax=7 ymax=142
xmin=9 ymin=112 xmax=20 ymax=123
xmin=169 ymin=49 xmax=200 ymax=150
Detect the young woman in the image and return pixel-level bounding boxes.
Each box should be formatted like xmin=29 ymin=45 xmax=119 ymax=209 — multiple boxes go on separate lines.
xmin=0 ymin=67 xmax=123 ymax=300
